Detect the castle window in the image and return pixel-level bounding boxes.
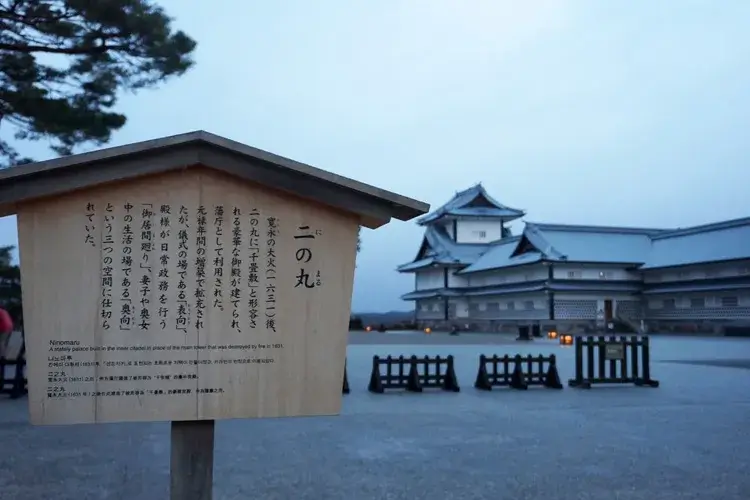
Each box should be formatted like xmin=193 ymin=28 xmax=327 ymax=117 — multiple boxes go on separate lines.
xmin=567 ymin=271 xmax=581 ymax=279
xmin=663 ymin=299 xmax=676 ymax=309
xmin=524 ymin=300 xmax=534 ymax=310
xmin=690 ymin=298 xmax=705 ymax=308
xmin=721 ymin=296 xmax=739 ymax=307
xmin=473 ymin=230 xmax=487 ymax=239
xmin=507 ymin=301 xmax=515 ymax=310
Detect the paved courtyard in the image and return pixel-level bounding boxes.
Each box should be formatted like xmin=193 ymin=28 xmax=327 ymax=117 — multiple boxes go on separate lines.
xmin=1 ymin=333 xmax=749 ymax=499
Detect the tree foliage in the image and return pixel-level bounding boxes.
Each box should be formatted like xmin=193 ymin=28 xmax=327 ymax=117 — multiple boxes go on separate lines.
xmin=0 ymin=0 xmax=197 ymax=166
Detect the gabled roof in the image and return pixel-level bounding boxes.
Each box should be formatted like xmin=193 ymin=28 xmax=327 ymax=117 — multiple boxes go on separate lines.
xmin=456 ymin=236 xmax=537 ymax=274
xmin=397 ymin=224 xmax=488 ymax=271
xmin=460 ymin=222 xmax=667 ymax=274
xmin=417 ymin=183 xmax=524 ymax=225
xmin=0 ymin=130 xmax=429 ymax=229
xmin=641 ymin=217 xmax=750 ymax=269
xmin=523 ymin=222 xmax=664 ymax=263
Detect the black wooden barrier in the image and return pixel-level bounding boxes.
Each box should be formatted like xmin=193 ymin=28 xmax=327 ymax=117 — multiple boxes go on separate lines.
xmin=0 ymin=342 xmax=27 ymax=399
xmin=475 ymin=354 xmax=563 ymax=390
xmin=368 ymin=355 xmax=460 ymax=393
xmin=343 ymin=359 xmax=350 ymax=394
xmin=568 ymin=335 xmax=659 ymax=389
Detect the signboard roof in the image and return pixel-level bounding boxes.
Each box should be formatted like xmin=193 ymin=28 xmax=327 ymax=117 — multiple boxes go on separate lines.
xmin=0 ymin=130 xmax=429 ymax=227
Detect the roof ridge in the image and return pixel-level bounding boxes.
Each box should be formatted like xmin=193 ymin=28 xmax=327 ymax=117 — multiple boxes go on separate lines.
xmin=652 ymin=216 xmax=750 ymax=240
xmin=525 ymin=221 xmax=668 ymax=235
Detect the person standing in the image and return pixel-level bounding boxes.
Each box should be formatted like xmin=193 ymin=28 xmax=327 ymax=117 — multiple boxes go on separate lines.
xmin=0 ymin=307 xmax=13 ymax=358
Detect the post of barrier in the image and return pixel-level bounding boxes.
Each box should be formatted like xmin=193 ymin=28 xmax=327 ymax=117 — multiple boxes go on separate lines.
xmin=342 ymin=359 xmax=350 ymax=394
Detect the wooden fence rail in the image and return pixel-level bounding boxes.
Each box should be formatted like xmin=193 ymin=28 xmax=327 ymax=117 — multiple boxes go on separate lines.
xmin=474 ymin=353 xmax=563 ymax=391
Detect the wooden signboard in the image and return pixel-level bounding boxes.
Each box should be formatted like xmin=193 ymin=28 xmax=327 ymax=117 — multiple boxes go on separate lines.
xmin=604 ymin=343 xmax=625 ymax=360
xmin=0 ymin=131 xmax=429 ymax=427
xmin=19 ymin=168 xmax=357 ymax=424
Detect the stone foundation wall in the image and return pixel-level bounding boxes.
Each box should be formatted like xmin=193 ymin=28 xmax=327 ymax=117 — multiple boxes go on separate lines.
xmin=417 ymin=319 xmax=599 ymax=334
xmin=417 ymin=317 xmax=750 ymax=335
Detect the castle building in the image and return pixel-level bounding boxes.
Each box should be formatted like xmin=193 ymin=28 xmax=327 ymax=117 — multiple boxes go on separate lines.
xmin=397 ymin=184 xmax=750 ymax=334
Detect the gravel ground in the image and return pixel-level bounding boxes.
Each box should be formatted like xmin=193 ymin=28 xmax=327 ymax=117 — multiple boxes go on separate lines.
xmin=1 ymin=335 xmax=749 ymax=500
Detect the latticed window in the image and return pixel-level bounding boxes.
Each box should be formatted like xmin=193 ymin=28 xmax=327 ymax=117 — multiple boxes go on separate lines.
xmin=663 ymin=299 xmax=676 ymax=309
xmin=690 ymin=298 xmax=705 ymax=308
xmin=721 ymin=296 xmax=739 ymax=307
xmin=524 ymin=300 xmax=534 ymax=310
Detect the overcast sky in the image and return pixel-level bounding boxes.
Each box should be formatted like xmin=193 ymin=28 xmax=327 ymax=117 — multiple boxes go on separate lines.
xmin=1 ymin=1 xmax=749 ymax=312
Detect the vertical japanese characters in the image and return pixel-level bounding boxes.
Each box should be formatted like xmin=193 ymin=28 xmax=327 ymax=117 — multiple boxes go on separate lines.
xmin=294 ymin=225 xmax=323 ymax=289
xmin=176 ymin=206 xmax=190 ymax=333
xmin=230 ymin=208 xmax=242 ymax=333
xmin=194 ymin=206 xmax=208 ymax=330
xmin=157 ymin=205 xmax=171 ymax=330
xmin=84 ymin=202 xmax=96 ymax=247
xmin=212 ymin=206 xmax=224 ymax=311
xmin=100 ymin=203 xmax=115 ymax=330
xmin=86 ymin=201 xmax=306 ymax=336
xmin=138 ymin=204 xmax=154 ymax=330
xmin=265 ymin=217 xmax=278 ymax=332
xmin=247 ymin=209 xmax=261 ymax=329
xmin=120 ymin=203 xmax=135 ymax=330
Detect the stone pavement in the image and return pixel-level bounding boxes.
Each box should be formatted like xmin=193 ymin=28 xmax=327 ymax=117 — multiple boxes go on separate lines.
xmin=1 ymin=335 xmax=749 ymax=500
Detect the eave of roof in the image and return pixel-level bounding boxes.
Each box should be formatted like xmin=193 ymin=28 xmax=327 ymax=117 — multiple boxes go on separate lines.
xmin=0 ymin=130 xmax=429 ymax=228
xmin=642 ymin=282 xmax=750 ymax=295
xmin=401 ymin=288 xmax=462 ymax=300
xmin=549 ymin=281 xmax=642 ymax=293
xmin=396 ymin=258 xmax=437 ymax=272
xmin=461 ymin=282 xmax=546 ymax=296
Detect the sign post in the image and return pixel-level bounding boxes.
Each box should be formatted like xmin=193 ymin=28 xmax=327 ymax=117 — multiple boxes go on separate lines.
xmin=0 ymin=131 xmax=429 ymax=499
xmin=171 ymin=420 xmax=215 ymax=500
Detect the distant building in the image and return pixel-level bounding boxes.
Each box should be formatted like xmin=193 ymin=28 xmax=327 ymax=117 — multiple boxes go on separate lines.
xmin=397 ymin=184 xmax=750 ymax=334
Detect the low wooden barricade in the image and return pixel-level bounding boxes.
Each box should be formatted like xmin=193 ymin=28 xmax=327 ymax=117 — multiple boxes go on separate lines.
xmin=343 ymin=359 xmax=350 ymax=394
xmin=0 ymin=332 xmax=27 ymax=399
xmin=568 ymin=335 xmax=659 ymax=389
xmin=368 ymin=355 xmax=460 ymax=393
xmin=474 ymin=354 xmax=563 ymax=391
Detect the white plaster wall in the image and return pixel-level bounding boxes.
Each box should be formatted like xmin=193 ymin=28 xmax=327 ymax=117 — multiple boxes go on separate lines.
xmin=415 ymin=268 xmax=443 ymax=290
xmin=468 ymin=294 xmax=549 ymax=320
xmin=453 ymin=299 xmax=469 ymax=318
xmin=467 ymin=264 xmax=548 ymax=287
xmin=553 ymin=264 xmax=640 ymax=281
xmin=447 ymin=269 xmax=469 ymax=287
xmin=455 ymin=220 xmax=503 ymax=243
xmin=469 ymin=295 xmax=547 ymax=310
xmin=647 ymin=293 xmax=750 ymax=309
xmin=642 ymin=261 xmax=750 ymax=283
